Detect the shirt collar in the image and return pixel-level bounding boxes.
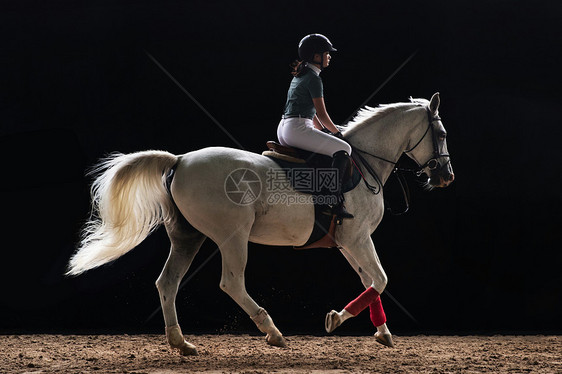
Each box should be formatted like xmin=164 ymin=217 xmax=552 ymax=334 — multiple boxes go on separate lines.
xmin=307 ymin=63 xmax=321 ymax=76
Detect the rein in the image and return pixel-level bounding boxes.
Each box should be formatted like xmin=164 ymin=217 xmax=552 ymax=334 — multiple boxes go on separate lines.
xmin=350 ymin=148 xmax=411 ymax=215
xmin=348 ymin=106 xmax=449 ymax=215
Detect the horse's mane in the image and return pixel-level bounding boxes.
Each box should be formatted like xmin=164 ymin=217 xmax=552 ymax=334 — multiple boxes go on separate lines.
xmin=341 ymin=97 xmax=429 ymax=134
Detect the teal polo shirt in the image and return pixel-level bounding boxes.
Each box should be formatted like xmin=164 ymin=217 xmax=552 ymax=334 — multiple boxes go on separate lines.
xmin=283 ymin=68 xmax=323 ymax=119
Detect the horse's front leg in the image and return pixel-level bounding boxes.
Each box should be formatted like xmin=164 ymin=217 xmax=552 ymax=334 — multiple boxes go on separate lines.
xmin=325 ymin=236 xmax=394 ymax=347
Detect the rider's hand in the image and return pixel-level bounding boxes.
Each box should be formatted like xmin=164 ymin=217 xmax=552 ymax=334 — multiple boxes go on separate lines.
xmin=332 ymin=132 xmax=344 ymax=139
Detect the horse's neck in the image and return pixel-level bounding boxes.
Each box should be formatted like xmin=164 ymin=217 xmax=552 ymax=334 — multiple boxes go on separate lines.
xmin=345 ymin=106 xmax=424 ymax=184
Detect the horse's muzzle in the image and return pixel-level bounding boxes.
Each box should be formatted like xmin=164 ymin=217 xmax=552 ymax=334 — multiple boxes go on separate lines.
xmin=429 ymin=162 xmax=454 ymax=187
xmin=441 ymin=172 xmax=455 ymax=187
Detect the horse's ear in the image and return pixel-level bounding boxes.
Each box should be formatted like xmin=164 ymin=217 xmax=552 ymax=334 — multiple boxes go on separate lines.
xmin=429 ymin=92 xmax=440 ymax=114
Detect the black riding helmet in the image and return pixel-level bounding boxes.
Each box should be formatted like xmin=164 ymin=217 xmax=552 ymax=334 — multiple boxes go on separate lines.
xmin=298 ymin=34 xmax=337 ymax=67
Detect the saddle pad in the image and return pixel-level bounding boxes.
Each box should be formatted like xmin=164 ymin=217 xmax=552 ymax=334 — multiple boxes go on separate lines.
xmin=293 ymin=206 xmax=337 ymax=249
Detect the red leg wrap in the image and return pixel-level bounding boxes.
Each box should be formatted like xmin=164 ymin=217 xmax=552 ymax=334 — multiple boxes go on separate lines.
xmin=369 ymin=295 xmax=387 ymax=327
xmin=344 ymin=287 xmax=379 ymax=316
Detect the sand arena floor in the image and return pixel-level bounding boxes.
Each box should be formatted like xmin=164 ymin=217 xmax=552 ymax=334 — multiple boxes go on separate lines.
xmin=1 ymin=334 xmax=560 ymax=373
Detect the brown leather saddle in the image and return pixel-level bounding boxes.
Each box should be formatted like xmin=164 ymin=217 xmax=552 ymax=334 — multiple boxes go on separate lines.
xmin=262 ymin=141 xmax=307 ymax=163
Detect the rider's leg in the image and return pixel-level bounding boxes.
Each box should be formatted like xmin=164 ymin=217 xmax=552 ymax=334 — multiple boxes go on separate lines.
xmin=277 ymin=118 xmax=287 ymax=145
xmin=277 ymin=117 xmax=351 ymax=156
xmin=331 ymin=150 xmax=354 ymax=220
xmin=278 ymin=118 xmax=354 ymax=219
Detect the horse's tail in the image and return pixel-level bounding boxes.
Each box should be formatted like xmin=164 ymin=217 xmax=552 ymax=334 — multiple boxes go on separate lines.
xmin=67 ymin=150 xmax=178 ymax=276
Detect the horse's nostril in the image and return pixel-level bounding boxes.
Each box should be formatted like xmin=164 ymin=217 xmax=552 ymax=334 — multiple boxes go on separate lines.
xmin=448 ymin=173 xmax=455 ymax=182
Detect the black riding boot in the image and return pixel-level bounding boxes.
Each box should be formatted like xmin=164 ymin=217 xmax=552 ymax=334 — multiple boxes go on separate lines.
xmin=331 ymin=150 xmax=354 ymax=220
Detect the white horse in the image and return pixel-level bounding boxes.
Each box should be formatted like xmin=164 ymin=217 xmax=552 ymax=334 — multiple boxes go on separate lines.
xmin=67 ymin=93 xmax=454 ymax=355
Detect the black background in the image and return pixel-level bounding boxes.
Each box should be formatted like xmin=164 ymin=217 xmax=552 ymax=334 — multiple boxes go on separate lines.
xmin=1 ymin=1 xmax=561 ymax=336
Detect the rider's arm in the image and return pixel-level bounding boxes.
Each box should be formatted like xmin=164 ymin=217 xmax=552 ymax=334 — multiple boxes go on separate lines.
xmin=312 ymin=97 xmax=340 ymax=134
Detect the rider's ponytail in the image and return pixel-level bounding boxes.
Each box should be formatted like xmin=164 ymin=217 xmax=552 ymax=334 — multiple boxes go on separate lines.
xmin=290 ymin=60 xmax=308 ymax=77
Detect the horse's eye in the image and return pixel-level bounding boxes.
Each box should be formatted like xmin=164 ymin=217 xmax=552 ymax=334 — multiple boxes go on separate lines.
xmin=439 ymin=134 xmax=447 ymax=141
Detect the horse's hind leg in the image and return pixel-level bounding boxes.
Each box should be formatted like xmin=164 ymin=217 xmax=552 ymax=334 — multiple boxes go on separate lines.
xmin=217 ymin=225 xmax=287 ymax=348
xmin=156 ymin=214 xmax=206 ymax=356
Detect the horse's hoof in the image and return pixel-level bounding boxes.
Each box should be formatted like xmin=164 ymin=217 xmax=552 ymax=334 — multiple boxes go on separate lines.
xmin=266 ymin=333 xmax=287 ymax=348
xmin=178 ymin=341 xmax=199 ymax=356
xmin=374 ymin=332 xmax=395 ymax=348
xmin=166 ymin=325 xmax=198 ymax=356
xmin=325 ymin=310 xmax=342 ymax=333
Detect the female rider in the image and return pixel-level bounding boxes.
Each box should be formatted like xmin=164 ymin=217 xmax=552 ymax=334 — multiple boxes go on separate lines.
xmin=277 ymin=34 xmax=354 ymax=220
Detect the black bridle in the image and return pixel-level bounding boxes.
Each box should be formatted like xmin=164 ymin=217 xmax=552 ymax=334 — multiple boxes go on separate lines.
xmin=349 ymin=106 xmax=451 ymax=214
xmin=403 ymin=108 xmax=450 ymax=174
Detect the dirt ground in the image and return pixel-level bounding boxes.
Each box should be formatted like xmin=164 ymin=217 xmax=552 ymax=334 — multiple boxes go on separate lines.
xmin=1 ymin=334 xmax=560 ymax=373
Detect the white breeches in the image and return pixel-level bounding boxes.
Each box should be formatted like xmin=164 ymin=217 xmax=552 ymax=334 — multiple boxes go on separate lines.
xmin=277 ymin=117 xmax=352 ymax=157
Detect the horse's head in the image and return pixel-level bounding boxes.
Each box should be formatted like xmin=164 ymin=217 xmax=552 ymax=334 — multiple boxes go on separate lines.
xmin=405 ymin=93 xmax=454 ymax=188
